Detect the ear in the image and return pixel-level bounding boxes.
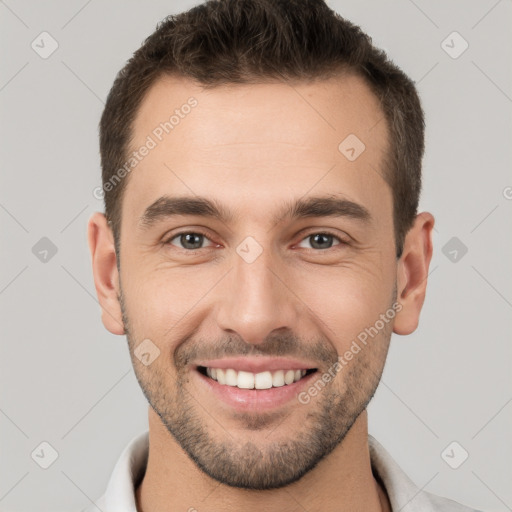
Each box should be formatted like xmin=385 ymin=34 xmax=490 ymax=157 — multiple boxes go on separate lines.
xmin=393 ymin=212 xmax=435 ymax=335
xmin=87 ymin=212 xmax=125 ymax=335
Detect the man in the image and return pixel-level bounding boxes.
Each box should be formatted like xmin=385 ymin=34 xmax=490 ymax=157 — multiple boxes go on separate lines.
xmin=86 ymin=0 xmax=482 ymax=510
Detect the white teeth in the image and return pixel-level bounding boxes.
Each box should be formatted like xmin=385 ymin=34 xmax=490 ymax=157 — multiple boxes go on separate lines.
xmin=272 ymin=370 xmax=285 ymax=387
xmin=284 ymin=370 xmax=295 ymax=385
xmin=203 ymin=367 xmax=312 ymax=389
xmin=237 ymin=370 xmax=255 ymax=389
xmin=216 ymin=368 xmax=226 ymax=385
xmin=225 ymin=368 xmax=237 ymax=386
xmin=254 ymin=371 xmax=273 ymax=389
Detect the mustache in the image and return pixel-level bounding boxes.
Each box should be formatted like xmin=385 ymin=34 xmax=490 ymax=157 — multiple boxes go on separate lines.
xmin=174 ymin=329 xmax=338 ymax=370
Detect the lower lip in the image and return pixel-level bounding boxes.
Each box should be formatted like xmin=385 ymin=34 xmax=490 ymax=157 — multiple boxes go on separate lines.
xmin=194 ymin=369 xmax=318 ymax=412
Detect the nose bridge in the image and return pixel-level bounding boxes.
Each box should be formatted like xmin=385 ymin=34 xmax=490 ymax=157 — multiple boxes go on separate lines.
xmin=215 ymin=237 xmax=299 ymax=345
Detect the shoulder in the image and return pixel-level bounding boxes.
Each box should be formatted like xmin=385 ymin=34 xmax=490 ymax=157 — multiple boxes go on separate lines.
xmin=368 ymin=435 xmax=484 ymax=512
xmin=423 ymin=490 xmax=484 ymax=512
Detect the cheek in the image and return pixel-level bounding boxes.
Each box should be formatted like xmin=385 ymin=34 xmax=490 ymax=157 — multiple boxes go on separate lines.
xmin=121 ymin=267 xmax=216 ymax=343
xmin=121 ymin=272 xmax=175 ymax=337
xmin=295 ymin=263 xmax=394 ymax=344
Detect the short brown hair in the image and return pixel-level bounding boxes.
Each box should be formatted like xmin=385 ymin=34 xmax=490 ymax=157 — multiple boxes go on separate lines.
xmin=99 ymin=0 xmax=424 ymax=260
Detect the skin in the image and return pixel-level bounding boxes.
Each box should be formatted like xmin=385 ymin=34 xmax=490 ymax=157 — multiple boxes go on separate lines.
xmin=88 ymin=73 xmax=434 ymax=512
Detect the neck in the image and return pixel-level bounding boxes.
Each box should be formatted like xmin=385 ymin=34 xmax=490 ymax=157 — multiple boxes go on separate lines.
xmin=135 ymin=408 xmax=391 ymax=512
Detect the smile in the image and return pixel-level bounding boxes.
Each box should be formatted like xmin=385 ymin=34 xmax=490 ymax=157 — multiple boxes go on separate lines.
xmin=198 ymin=366 xmax=317 ymax=390
xmin=194 ymin=363 xmax=319 ymax=412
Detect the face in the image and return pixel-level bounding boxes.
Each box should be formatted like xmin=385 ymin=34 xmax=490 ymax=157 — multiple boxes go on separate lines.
xmin=116 ymin=73 xmax=398 ymax=489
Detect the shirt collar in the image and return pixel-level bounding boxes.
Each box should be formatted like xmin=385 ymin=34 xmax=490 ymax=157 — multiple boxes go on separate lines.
xmin=368 ymin=435 xmax=435 ymax=511
xmin=103 ymin=430 xmax=149 ymax=512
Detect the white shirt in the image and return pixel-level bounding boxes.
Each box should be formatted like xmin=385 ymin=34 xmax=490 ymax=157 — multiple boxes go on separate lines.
xmin=84 ymin=430 xmax=482 ymax=512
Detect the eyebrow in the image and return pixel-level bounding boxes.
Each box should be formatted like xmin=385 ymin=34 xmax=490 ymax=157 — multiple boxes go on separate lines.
xmin=138 ymin=194 xmax=371 ymax=230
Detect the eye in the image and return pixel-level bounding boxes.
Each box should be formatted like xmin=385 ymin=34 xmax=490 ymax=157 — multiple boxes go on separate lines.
xmin=296 ymin=232 xmax=346 ymax=250
xmin=163 ymin=230 xmax=348 ymax=252
xmin=165 ymin=231 xmax=217 ymax=251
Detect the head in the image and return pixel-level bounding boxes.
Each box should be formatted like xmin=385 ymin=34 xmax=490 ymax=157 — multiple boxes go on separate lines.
xmin=89 ymin=0 xmax=434 ymax=490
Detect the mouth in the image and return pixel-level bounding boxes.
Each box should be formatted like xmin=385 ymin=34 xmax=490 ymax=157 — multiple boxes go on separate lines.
xmin=194 ymin=364 xmax=319 ymax=412
xmin=197 ymin=365 xmax=318 ymax=389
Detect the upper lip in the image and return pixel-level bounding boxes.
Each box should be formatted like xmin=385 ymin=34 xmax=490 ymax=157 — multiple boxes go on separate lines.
xmin=194 ymin=357 xmax=318 ymax=374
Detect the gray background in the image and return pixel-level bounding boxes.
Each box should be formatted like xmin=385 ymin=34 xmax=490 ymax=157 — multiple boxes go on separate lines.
xmin=1 ymin=0 xmax=511 ymax=511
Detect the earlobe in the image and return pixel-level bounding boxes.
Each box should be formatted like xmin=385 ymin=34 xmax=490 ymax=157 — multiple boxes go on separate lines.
xmin=393 ymin=212 xmax=435 ymax=336
xmin=87 ymin=212 xmax=125 ymax=335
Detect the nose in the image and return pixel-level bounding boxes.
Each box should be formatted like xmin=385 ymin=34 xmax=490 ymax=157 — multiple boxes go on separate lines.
xmin=215 ymin=242 xmax=301 ymax=346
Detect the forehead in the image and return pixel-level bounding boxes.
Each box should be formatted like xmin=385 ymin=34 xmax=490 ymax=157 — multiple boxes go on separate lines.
xmin=132 ymin=73 xmax=386 ymax=151
xmin=124 ymin=73 xmax=390 ymax=228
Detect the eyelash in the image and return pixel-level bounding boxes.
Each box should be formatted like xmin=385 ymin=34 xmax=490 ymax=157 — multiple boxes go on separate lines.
xmin=163 ymin=229 xmax=349 ymax=252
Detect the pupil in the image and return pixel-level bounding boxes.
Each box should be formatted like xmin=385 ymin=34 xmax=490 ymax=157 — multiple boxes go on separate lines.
xmin=182 ymin=233 xmax=202 ymax=249
xmin=311 ymin=233 xmax=332 ymax=250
